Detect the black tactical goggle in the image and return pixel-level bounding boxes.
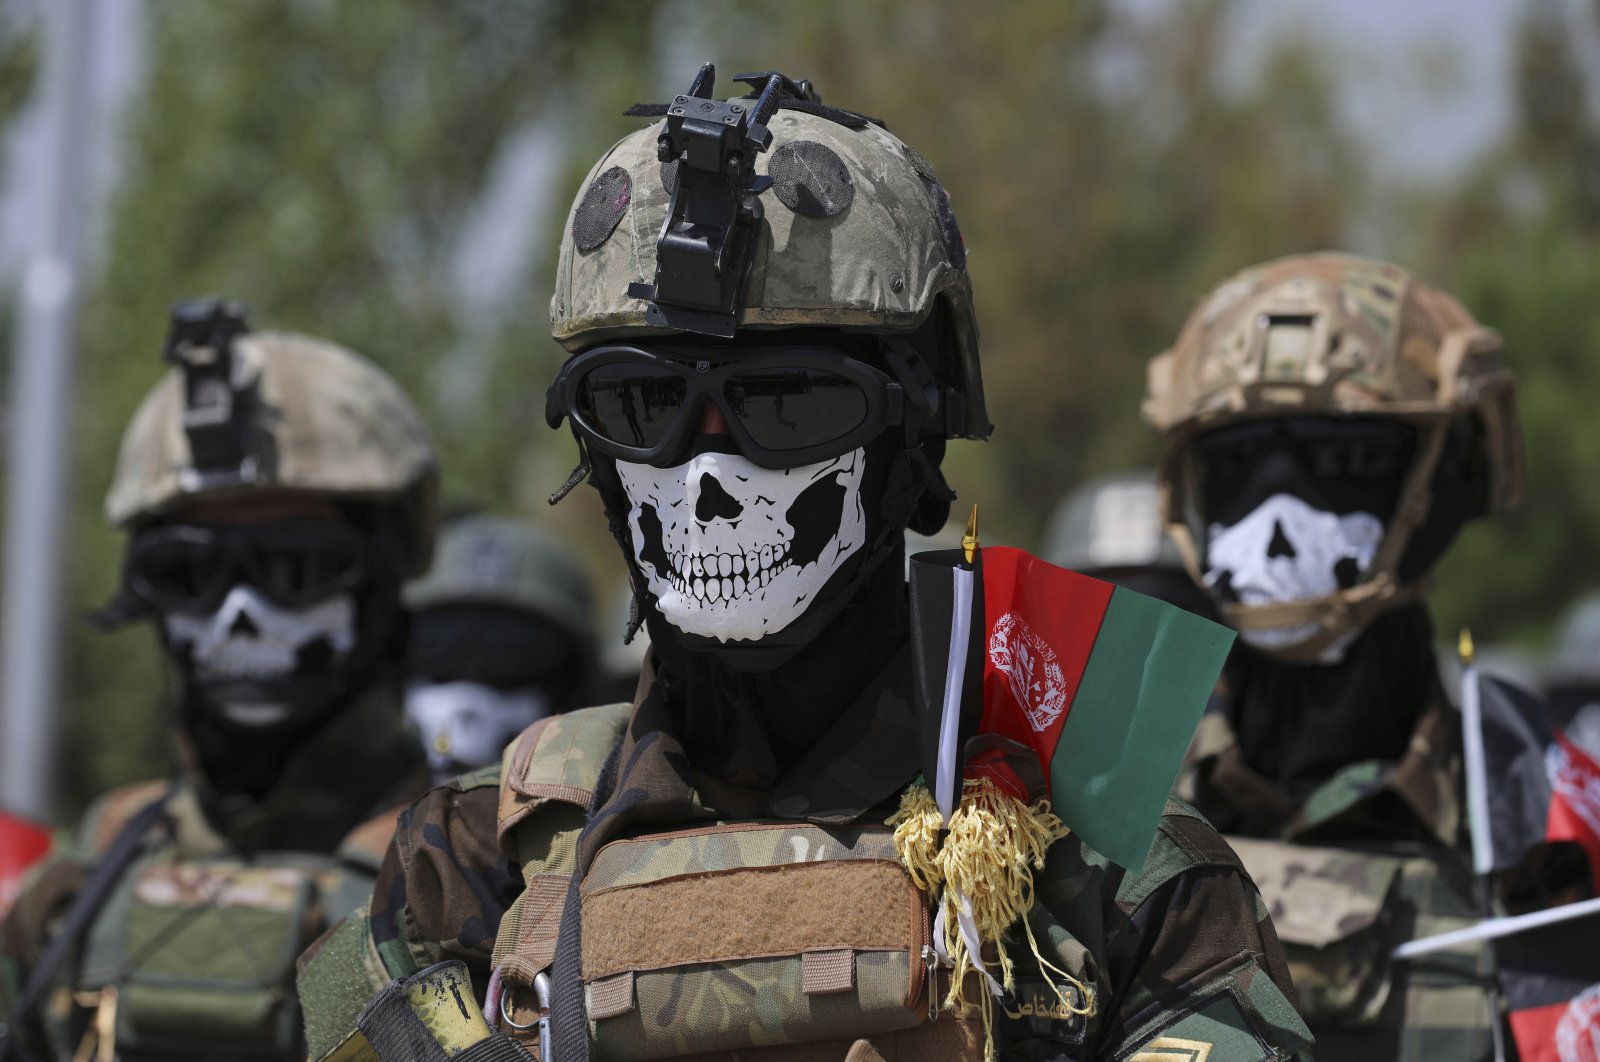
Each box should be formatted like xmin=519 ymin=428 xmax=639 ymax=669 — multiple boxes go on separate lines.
xmin=546 ymin=342 xmax=950 ymax=470
xmin=125 ymin=520 xmax=370 ymax=614
xmin=1192 ymin=417 xmax=1418 ymax=486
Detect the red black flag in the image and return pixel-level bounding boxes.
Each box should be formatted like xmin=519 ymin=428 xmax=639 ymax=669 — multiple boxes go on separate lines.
xmin=1498 ymin=916 xmax=1600 ymax=1061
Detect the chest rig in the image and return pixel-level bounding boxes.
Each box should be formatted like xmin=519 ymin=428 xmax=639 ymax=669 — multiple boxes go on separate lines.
xmin=61 ymin=788 xmax=393 ymax=1061
xmin=492 ymin=705 xmax=988 ymax=1061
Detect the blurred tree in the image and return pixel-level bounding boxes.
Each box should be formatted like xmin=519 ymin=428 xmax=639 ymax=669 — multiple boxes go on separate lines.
xmin=61 ymin=0 xmax=661 ymax=815
xmin=1409 ymin=0 xmax=1600 ymax=647
xmin=690 ymin=0 xmax=1360 ymax=546
xmin=54 ymin=0 xmax=1365 ymax=812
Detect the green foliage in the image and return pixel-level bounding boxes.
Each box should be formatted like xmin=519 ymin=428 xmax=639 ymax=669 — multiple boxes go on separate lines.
xmin=52 ymin=0 xmax=1597 ymax=813
xmin=61 ymin=1 xmax=662 ymax=813
xmin=1405 ymin=1 xmax=1600 ymax=648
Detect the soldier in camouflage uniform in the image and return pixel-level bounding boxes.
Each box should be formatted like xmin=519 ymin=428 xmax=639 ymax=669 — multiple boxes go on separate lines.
xmin=0 ymin=301 xmax=437 ymax=1060
xmin=404 ymin=514 xmax=600 ymax=784
xmin=1144 ymin=252 xmax=1525 ymax=1059
xmin=297 ymin=69 xmax=1311 ymax=1061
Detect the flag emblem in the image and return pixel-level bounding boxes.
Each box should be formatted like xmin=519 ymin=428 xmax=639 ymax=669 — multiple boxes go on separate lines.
xmin=1557 ymin=981 xmax=1600 ymax=1061
xmin=988 ymin=611 xmax=1066 ymax=732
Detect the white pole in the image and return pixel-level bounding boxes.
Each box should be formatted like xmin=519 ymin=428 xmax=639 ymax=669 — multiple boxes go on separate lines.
xmin=0 ymin=0 xmax=101 ymax=823
xmin=1392 ymin=894 xmax=1600 ymax=962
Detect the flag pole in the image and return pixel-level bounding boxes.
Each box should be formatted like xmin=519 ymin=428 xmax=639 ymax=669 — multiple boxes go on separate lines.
xmin=1393 ymin=893 xmax=1600 ymax=961
xmin=932 ymin=505 xmax=978 ymax=824
xmin=1458 ymin=629 xmax=1508 ymax=1062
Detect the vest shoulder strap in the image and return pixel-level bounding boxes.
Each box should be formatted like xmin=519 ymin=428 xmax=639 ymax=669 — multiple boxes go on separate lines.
xmin=491 ymin=703 xmax=630 ymax=981
xmin=495 ymin=702 xmax=631 ymax=849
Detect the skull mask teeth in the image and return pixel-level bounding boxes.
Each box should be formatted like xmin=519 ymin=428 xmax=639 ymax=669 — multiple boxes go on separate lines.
xmin=163 ymin=585 xmax=357 ymax=725
xmin=616 ymin=447 xmax=868 ymax=643
xmin=1203 ymin=491 xmax=1384 ymax=656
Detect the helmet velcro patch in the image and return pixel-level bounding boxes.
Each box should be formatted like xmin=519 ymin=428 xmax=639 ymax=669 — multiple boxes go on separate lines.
xmin=770 ymin=141 xmax=854 ymax=218
xmin=572 ymin=166 xmax=632 ymax=253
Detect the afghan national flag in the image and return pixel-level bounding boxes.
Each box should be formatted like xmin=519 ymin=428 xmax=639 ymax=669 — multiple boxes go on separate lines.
xmin=1466 ymin=668 xmax=1600 ymax=887
xmin=967 ymin=546 xmax=1234 ymax=872
xmin=1498 ymin=916 xmax=1600 ymax=1062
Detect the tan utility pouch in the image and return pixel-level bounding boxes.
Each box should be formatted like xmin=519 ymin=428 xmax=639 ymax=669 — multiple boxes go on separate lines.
xmin=1230 ymin=837 xmax=1402 ymax=1027
xmin=92 ymin=859 xmax=314 ymax=1053
xmin=579 ymin=822 xmax=932 ymax=1062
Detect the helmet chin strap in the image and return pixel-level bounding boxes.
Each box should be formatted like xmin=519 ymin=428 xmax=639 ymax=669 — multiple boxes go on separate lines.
xmin=1170 ymin=419 xmax=1450 ymax=665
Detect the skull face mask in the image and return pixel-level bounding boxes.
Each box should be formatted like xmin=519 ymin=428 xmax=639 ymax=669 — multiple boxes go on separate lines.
xmin=615 ymin=445 xmax=868 ymax=643
xmin=405 ymin=680 xmax=551 ymax=780
xmin=162 ymin=584 xmax=358 ymax=727
xmin=1204 ymin=492 xmax=1384 ymax=657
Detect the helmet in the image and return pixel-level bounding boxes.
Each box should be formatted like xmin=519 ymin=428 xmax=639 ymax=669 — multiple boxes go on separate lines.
xmin=405 ymin=514 xmax=596 ymax=651
xmin=1043 ymin=471 xmax=1182 ymax=575
xmin=1144 ymin=252 xmax=1522 ymax=660
xmin=106 ymin=300 xmax=438 ymax=576
xmin=549 ymin=68 xmax=989 ymax=440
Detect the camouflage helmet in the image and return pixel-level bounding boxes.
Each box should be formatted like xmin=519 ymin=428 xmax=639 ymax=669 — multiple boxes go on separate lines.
xmin=1043 ymin=471 xmax=1183 ymax=576
xmin=549 ymin=68 xmax=989 ymax=440
xmin=405 ymin=514 xmax=596 ymax=652
xmin=106 ymin=300 xmax=438 ymax=576
xmin=1144 ymin=252 xmax=1522 ymax=660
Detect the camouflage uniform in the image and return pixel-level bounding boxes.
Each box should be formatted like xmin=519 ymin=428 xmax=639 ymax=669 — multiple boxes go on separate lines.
xmin=302 ymin=672 xmax=1311 ymax=1061
xmin=0 ymin=309 xmax=437 ymax=1060
xmin=1148 ymin=253 xmax=1526 ymax=1060
xmin=300 ymin=75 xmax=1310 ymax=1061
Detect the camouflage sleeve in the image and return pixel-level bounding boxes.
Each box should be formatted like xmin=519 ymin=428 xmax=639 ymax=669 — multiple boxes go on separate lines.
xmin=1011 ymin=806 xmax=1313 ymax=1061
xmin=297 ymin=768 xmax=517 ymax=1059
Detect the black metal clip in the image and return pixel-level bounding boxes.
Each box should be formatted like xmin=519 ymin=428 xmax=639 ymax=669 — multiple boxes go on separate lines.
xmin=164 ymin=298 xmax=253 ymax=478
xmin=626 ymin=63 xmax=785 ymax=338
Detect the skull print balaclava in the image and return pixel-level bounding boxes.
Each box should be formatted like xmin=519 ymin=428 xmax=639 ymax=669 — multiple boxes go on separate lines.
xmin=586 ymin=421 xmax=929 ymax=785
xmin=162 ymin=585 xmax=359 ymax=728
xmin=1203 ymin=492 xmax=1384 ymax=658
xmin=613 ymin=445 xmax=868 ymax=644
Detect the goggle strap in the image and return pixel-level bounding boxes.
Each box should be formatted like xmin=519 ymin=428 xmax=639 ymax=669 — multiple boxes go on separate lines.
xmin=548 ymin=435 xmax=592 ymax=506
xmin=86 ymin=586 xmax=152 ymax=632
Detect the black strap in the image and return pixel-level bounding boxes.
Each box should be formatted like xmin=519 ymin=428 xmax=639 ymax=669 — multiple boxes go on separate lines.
xmin=0 ymin=790 xmax=173 ymax=1062
xmin=623 ymin=97 xmax=882 ymax=130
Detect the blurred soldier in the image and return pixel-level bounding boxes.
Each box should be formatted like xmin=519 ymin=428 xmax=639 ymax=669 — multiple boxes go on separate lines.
xmin=0 ymin=301 xmax=436 ymax=1060
xmin=1145 ymin=251 xmax=1523 ymax=1060
xmin=404 ymin=514 xmax=598 ymax=783
xmin=1042 ymin=470 xmax=1216 ymax=618
xmin=298 ymin=68 xmax=1309 ymax=1061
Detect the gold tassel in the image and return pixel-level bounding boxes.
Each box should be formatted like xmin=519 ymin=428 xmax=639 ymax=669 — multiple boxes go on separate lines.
xmin=889 ymin=777 xmax=1097 ymax=1061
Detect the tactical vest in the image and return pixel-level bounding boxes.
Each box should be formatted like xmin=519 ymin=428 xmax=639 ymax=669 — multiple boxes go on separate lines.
xmin=490 ymin=704 xmax=989 ymax=1061
xmin=57 ymin=785 xmax=397 ymax=1061
xmin=1230 ymin=836 xmax=1496 ymax=1062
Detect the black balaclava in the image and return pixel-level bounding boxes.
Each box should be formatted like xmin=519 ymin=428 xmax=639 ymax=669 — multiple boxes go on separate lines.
xmin=579 ymin=331 xmax=942 ymax=787
xmin=1196 ymin=415 xmax=1486 ymax=804
xmin=1222 ymin=603 xmax=1439 ymax=807
xmin=154 ymin=508 xmax=420 ymax=834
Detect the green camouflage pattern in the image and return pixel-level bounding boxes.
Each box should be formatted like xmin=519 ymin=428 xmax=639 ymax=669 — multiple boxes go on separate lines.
xmin=105 ymin=328 xmax=440 ymax=574
xmin=1182 ymin=679 xmax=1500 ymax=1060
xmin=405 ymin=515 xmax=597 ymax=650
xmin=582 ymin=821 xmax=902 ymax=890
xmin=0 ymin=685 xmax=428 ymax=1060
xmin=550 ymin=101 xmax=987 ymax=439
xmin=299 ymin=657 xmax=1312 ymax=1060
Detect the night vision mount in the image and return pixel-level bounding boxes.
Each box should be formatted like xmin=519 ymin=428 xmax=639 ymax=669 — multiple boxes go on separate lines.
xmin=627 ymin=65 xmax=816 ymax=338
xmin=164 ymin=297 xmax=256 ymax=486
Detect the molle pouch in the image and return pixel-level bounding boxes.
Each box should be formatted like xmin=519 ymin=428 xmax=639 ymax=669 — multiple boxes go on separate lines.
xmin=579 ymin=823 xmax=934 ymax=1061
xmin=1230 ymin=837 xmax=1402 ymax=1027
xmin=110 ymin=859 xmax=314 ymax=1055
